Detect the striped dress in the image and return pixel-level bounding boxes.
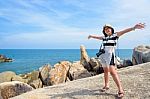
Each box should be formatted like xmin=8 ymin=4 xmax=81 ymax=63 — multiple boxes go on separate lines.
xmin=99 ymin=33 xmax=119 ymax=67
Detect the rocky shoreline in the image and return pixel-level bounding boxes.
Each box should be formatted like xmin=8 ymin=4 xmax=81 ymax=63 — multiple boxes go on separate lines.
xmin=11 ymin=62 xmax=150 ymax=99
xmin=0 ymin=45 xmax=150 ymax=99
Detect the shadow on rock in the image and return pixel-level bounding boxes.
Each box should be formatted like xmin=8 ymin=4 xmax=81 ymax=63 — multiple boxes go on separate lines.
xmin=49 ymin=89 xmax=118 ymax=99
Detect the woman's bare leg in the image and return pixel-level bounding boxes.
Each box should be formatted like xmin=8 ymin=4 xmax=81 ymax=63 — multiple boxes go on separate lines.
xmin=103 ymin=66 xmax=110 ymax=88
xmin=109 ymin=66 xmax=124 ymax=94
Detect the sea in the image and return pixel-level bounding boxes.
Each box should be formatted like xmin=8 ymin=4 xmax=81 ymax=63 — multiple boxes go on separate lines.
xmin=0 ymin=49 xmax=133 ymax=74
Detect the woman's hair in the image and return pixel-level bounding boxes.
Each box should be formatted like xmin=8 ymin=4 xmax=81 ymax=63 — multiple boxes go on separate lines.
xmin=102 ymin=26 xmax=114 ymax=37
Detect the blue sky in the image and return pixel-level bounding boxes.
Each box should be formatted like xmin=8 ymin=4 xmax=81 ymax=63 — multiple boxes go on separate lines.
xmin=0 ymin=0 xmax=149 ymax=49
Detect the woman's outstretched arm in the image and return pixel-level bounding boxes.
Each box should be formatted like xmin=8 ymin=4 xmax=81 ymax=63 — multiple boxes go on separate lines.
xmin=88 ymin=35 xmax=103 ymax=40
xmin=117 ymin=23 xmax=145 ymax=37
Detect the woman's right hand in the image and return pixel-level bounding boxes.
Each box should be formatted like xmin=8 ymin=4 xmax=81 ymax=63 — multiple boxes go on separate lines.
xmin=88 ymin=35 xmax=92 ymax=39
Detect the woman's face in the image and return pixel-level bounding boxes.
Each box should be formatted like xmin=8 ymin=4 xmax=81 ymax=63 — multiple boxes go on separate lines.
xmin=104 ymin=27 xmax=112 ymax=36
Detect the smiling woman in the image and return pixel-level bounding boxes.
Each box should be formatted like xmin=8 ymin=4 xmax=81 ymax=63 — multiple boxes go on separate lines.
xmin=88 ymin=23 xmax=145 ymax=98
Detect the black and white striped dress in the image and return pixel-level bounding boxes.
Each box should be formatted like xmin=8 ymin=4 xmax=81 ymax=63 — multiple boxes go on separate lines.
xmin=99 ymin=33 xmax=119 ymax=67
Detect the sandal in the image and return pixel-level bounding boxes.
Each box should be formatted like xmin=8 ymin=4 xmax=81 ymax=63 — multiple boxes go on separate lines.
xmin=100 ymin=86 xmax=109 ymax=92
xmin=118 ymin=92 xmax=124 ymax=98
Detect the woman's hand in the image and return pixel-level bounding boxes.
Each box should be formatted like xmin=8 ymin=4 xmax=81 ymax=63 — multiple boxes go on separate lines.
xmin=133 ymin=23 xmax=145 ymax=30
xmin=88 ymin=35 xmax=92 ymax=39
xmin=116 ymin=23 xmax=146 ymax=37
xmin=88 ymin=35 xmax=103 ymax=40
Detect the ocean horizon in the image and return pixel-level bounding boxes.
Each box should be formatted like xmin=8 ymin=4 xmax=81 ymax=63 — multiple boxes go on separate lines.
xmin=0 ymin=49 xmax=133 ymax=74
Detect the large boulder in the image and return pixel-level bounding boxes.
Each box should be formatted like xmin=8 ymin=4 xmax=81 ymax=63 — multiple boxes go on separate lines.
xmin=0 ymin=81 xmax=33 ymax=99
xmin=17 ymin=71 xmax=42 ymax=89
xmin=39 ymin=64 xmax=51 ymax=85
xmin=23 ymin=70 xmax=39 ymax=83
xmin=0 ymin=71 xmax=16 ymax=83
xmin=80 ymin=45 xmax=92 ymax=71
xmin=69 ymin=61 xmax=92 ymax=80
xmin=12 ymin=70 xmax=43 ymax=89
xmin=26 ymin=71 xmax=41 ymax=88
xmin=11 ymin=75 xmax=28 ymax=83
xmin=49 ymin=61 xmax=71 ymax=85
xmin=71 ymin=69 xmax=92 ymax=80
xmin=29 ymin=79 xmax=43 ymax=89
xmin=132 ymin=45 xmax=150 ymax=65
xmin=89 ymin=58 xmax=103 ymax=74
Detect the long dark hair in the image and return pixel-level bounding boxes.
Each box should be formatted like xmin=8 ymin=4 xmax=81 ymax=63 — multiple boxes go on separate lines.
xmin=102 ymin=27 xmax=114 ymax=37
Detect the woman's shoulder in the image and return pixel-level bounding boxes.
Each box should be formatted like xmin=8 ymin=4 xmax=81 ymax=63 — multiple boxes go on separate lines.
xmin=113 ymin=32 xmax=117 ymax=36
xmin=113 ymin=33 xmax=119 ymax=39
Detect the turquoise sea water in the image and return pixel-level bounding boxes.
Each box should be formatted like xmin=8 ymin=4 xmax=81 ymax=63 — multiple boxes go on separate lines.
xmin=0 ymin=49 xmax=132 ymax=74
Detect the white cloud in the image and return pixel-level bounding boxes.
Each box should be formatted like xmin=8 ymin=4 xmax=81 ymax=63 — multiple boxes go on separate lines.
xmin=0 ymin=0 xmax=149 ymax=49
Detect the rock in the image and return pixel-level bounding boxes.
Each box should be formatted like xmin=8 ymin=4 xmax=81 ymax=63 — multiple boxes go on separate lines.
xmin=132 ymin=45 xmax=150 ymax=65
xmin=4 ymin=58 xmax=13 ymax=62
xmin=49 ymin=61 xmax=71 ymax=85
xmin=0 ymin=71 xmax=16 ymax=83
xmin=89 ymin=58 xmax=103 ymax=74
xmin=0 ymin=81 xmax=33 ymax=99
xmin=11 ymin=75 xmax=28 ymax=83
xmin=16 ymin=71 xmax=40 ymax=87
xmin=24 ymin=71 xmax=41 ymax=89
xmin=29 ymin=79 xmax=43 ymax=89
xmin=123 ymin=59 xmax=133 ymax=67
xmin=115 ymin=56 xmax=122 ymax=66
xmin=69 ymin=61 xmax=92 ymax=80
xmin=39 ymin=64 xmax=51 ymax=85
xmin=0 ymin=55 xmax=6 ymax=62
xmin=0 ymin=54 xmax=13 ymax=63
xmin=89 ymin=58 xmax=100 ymax=68
xmin=11 ymin=62 xmax=150 ymax=99
xmin=27 ymin=71 xmax=40 ymax=83
xmin=0 ymin=55 xmax=6 ymax=59
xmin=72 ymin=70 xmax=92 ymax=80
xmin=19 ymin=74 xmax=31 ymax=79
xmin=80 ymin=45 xmax=92 ymax=71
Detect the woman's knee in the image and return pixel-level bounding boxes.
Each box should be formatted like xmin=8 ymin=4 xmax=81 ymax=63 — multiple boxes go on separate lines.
xmin=110 ymin=71 xmax=116 ymax=76
xmin=103 ymin=67 xmax=109 ymax=73
xmin=109 ymin=66 xmax=117 ymax=75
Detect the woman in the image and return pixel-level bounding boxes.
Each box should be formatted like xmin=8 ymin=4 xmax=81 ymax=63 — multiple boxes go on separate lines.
xmin=88 ymin=23 xmax=145 ymax=97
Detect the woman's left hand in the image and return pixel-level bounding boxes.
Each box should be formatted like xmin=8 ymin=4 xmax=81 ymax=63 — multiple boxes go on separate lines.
xmin=134 ymin=23 xmax=145 ymax=30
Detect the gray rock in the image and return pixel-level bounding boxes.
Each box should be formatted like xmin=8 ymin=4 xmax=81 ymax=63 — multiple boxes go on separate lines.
xmin=29 ymin=79 xmax=43 ymax=89
xmin=11 ymin=75 xmax=28 ymax=83
xmin=89 ymin=58 xmax=100 ymax=68
xmin=72 ymin=70 xmax=92 ymax=80
xmin=0 ymin=71 xmax=16 ymax=83
xmin=123 ymin=59 xmax=133 ymax=67
xmin=39 ymin=64 xmax=51 ymax=85
xmin=0 ymin=81 xmax=33 ymax=99
xmin=89 ymin=58 xmax=103 ymax=74
xmin=27 ymin=71 xmax=39 ymax=83
xmin=69 ymin=61 xmax=92 ymax=80
xmin=80 ymin=45 xmax=92 ymax=71
xmin=132 ymin=45 xmax=150 ymax=65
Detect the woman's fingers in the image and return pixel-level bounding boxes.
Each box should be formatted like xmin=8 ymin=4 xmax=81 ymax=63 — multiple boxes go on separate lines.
xmin=139 ymin=23 xmax=145 ymax=28
xmin=88 ymin=35 xmax=91 ymax=39
xmin=135 ymin=23 xmax=146 ymax=29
